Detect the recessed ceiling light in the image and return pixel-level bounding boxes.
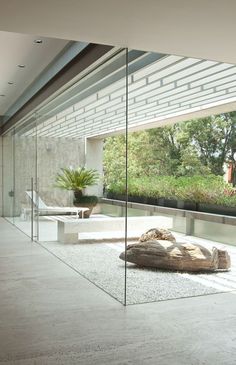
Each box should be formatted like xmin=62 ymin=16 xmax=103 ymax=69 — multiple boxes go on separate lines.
xmin=34 ymin=39 xmax=43 ymax=44
xmin=18 ymin=64 xmax=25 ymax=68
xmin=8 ymin=81 xmax=14 ymax=85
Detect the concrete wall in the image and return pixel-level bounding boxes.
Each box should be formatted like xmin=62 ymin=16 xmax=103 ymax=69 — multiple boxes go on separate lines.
xmin=2 ymin=135 xmax=86 ymax=217
xmin=2 ymin=134 xmax=105 ymax=217
xmin=13 ymin=136 xmax=85 ymax=216
xmin=36 ymin=136 xmax=85 ymax=208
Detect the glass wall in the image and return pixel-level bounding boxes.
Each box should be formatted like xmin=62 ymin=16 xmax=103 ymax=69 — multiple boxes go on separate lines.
xmin=124 ymin=48 xmax=236 ymax=304
xmin=2 ymin=129 xmax=15 ymax=223
xmin=36 ymin=111 xmax=81 ymax=242
xmin=36 ymin=49 xmax=127 ymax=304
xmin=2 ymin=47 xmax=128 ymax=304
xmin=13 ymin=118 xmax=38 ymax=239
xmin=3 ymin=44 xmax=236 ymax=305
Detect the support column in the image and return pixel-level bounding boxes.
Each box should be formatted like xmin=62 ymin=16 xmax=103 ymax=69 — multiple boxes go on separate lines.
xmin=85 ymin=138 xmax=103 ymax=197
xmin=185 ymin=212 xmax=194 ymax=235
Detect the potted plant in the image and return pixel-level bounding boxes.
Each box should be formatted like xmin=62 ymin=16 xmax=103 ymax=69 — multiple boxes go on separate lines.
xmin=55 ymin=167 xmax=99 ymax=218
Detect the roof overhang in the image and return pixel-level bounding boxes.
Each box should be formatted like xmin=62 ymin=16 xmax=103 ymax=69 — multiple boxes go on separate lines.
xmin=16 ymin=48 xmax=236 ymax=139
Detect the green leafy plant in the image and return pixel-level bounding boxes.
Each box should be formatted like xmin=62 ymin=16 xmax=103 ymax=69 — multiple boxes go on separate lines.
xmin=55 ymin=167 xmax=99 ymax=197
xmin=55 ymin=167 xmax=100 ymax=218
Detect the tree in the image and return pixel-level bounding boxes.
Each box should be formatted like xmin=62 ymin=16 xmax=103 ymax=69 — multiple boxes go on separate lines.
xmin=181 ymin=112 xmax=236 ymax=175
xmin=177 ymin=146 xmax=211 ymax=176
xmin=103 ymin=112 xmax=236 ymax=187
xmin=103 ymin=135 xmax=126 ymax=189
xmin=146 ymin=124 xmax=183 ymax=175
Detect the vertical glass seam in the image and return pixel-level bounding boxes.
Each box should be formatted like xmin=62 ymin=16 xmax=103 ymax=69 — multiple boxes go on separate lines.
xmin=124 ymin=48 xmax=129 ymax=306
xmin=13 ymin=128 xmax=16 ymax=226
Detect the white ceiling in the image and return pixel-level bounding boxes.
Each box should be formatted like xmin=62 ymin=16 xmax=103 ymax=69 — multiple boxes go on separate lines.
xmin=0 ymin=0 xmax=235 ymax=65
xmin=0 ymin=31 xmax=68 ymax=115
xmin=1 ymin=1 xmax=236 ymax=134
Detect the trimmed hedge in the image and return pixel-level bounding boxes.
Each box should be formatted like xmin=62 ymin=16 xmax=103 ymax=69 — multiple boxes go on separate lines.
xmin=105 ymin=175 xmax=236 ymax=207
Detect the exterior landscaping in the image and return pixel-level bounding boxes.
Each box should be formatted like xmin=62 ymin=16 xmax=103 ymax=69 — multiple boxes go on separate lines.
xmin=104 ymin=112 xmax=236 ymax=215
xmin=105 ymin=175 xmax=236 ymax=215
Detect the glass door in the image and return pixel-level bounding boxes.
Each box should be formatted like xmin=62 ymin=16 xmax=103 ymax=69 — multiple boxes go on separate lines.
xmin=36 ymin=110 xmax=74 ymax=242
xmin=3 ymin=46 xmax=129 ymax=305
xmin=13 ymin=115 xmax=38 ymax=240
xmin=2 ymin=129 xmax=15 ymax=223
xmin=35 ymin=48 xmax=128 ymax=304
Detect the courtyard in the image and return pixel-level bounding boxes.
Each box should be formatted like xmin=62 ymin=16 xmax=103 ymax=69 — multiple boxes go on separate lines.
xmin=9 ymin=211 xmax=236 ymax=305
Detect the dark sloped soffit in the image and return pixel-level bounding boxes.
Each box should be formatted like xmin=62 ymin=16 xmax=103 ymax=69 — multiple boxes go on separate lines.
xmin=0 ymin=43 xmax=113 ymax=135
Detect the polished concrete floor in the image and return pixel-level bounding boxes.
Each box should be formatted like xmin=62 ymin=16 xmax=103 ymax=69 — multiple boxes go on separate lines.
xmin=1 ymin=218 xmax=236 ymax=364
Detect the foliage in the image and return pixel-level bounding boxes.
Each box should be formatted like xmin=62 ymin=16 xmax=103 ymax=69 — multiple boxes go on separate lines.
xmin=55 ymin=167 xmax=99 ymax=194
xmin=178 ymin=113 xmax=236 ymax=175
xmin=176 ymin=146 xmax=211 ymax=176
xmin=172 ymin=176 xmax=224 ymax=203
xmin=103 ymin=111 xmax=236 ymax=208
xmin=103 ymin=112 xmax=236 ymax=188
xmin=103 ymin=135 xmax=126 ymax=188
xmin=106 ymin=175 xmax=236 ymax=207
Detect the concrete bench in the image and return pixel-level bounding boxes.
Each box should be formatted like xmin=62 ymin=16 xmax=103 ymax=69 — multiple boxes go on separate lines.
xmin=57 ymin=216 xmax=168 ymax=243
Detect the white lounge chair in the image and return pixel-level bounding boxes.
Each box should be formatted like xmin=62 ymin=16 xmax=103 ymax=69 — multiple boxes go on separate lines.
xmin=24 ymin=190 xmax=89 ymax=219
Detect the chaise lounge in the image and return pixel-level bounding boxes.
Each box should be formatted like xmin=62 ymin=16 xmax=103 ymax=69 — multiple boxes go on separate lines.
xmin=23 ymin=190 xmax=89 ymax=219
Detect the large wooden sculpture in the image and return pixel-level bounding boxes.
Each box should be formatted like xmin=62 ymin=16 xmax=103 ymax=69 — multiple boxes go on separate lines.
xmin=119 ymin=228 xmax=230 ymax=272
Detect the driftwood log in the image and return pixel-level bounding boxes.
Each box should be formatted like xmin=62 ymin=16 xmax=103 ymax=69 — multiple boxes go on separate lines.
xmin=139 ymin=228 xmax=176 ymax=242
xmin=119 ymin=240 xmax=231 ymax=272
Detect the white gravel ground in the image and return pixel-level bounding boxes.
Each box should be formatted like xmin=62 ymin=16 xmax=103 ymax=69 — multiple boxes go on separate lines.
xmin=40 ymin=233 xmax=236 ymax=305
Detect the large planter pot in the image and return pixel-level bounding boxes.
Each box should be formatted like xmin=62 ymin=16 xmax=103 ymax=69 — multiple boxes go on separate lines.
xmin=145 ymin=196 xmax=158 ymax=205
xmin=163 ymin=198 xmax=178 ymax=208
xmin=74 ymin=195 xmax=98 ymax=218
xmin=128 ymin=196 xmax=160 ymax=205
xmin=106 ymin=191 xmax=122 ymax=200
xmin=103 ymin=195 xmax=236 ymax=217
xmin=157 ymin=198 xmax=165 ymax=206
xmin=109 ymin=193 xmax=126 ymax=201
xmin=198 ymin=203 xmax=236 ymax=217
xmin=128 ymin=195 xmax=143 ymax=203
xmin=74 ymin=203 xmax=94 ymax=218
xmin=177 ymin=200 xmax=197 ymax=211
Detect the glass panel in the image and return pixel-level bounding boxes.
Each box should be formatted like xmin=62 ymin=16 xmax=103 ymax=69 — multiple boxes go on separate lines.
xmin=125 ymin=48 xmax=197 ymax=305
xmin=2 ymin=130 xmax=15 ymax=223
xmin=36 ymin=109 xmax=84 ymax=242
xmin=33 ymin=48 xmax=128 ymax=304
xmin=125 ymin=48 xmax=236 ymax=304
xmin=13 ymin=116 xmax=38 ymax=239
xmin=3 ymin=44 xmax=236 ymax=306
